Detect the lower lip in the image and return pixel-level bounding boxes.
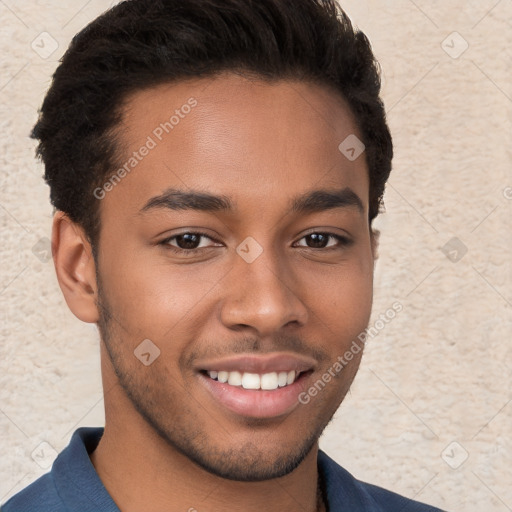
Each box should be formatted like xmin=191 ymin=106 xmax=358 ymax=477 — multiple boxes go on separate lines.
xmin=198 ymin=372 xmax=310 ymax=419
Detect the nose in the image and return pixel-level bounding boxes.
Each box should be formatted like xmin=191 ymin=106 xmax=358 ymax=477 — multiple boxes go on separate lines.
xmin=219 ymin=243 xmax=309 ymax=337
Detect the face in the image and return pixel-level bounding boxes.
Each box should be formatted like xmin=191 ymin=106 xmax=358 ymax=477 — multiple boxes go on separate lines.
xmin=94 ymin=73 xmax=375 ymax=481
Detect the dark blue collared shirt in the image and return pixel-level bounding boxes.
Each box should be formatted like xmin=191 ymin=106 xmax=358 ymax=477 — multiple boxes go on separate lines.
xmin=1 ymin=427 xmax=446 ymax=511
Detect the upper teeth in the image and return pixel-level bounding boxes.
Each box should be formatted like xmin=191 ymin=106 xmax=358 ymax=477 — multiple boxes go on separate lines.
xmin=207 ymin=370 xmax=297 ymax=390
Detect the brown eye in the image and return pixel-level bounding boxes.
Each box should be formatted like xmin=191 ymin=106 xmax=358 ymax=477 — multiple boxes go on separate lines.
xmin=160 ymin=231 xmax=221 ymax=254
xmin=296 ymin=232 xmax=352 ymax=250
xmin=173 ymin=233 xmax=203 ymax=249
xmin=304 ymin=233 xmax=330 ymax=248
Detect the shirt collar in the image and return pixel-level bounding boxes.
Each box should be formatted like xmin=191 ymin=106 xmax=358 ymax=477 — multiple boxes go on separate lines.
xmin=53 ymin=427 xmax=119 ymax=512
xmin=318 ymin=448 xmax=379 ymax=511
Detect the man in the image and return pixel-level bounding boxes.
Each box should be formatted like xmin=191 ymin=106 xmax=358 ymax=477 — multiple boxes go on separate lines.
xmin=1 ymin=0 xmax=446 ymax=511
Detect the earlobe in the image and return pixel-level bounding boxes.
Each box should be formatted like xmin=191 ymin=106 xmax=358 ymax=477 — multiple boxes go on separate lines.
xmin=51 ymin=211 xmax=100 ymax=323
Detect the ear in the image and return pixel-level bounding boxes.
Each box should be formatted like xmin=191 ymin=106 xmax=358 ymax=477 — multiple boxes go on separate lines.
xmin=370 ymin=227 xmax=380 ymax=262
xmin=51 ymin=211 xmax=99 ymax=323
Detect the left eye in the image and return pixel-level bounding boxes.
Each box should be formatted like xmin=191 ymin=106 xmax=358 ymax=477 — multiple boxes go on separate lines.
xmin=294 ymin=232 xmax=351 ymax=249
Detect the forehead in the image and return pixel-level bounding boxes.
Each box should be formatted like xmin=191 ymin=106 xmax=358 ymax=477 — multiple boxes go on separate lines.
xmin=102 ymin=72 xmax=369 ymax=220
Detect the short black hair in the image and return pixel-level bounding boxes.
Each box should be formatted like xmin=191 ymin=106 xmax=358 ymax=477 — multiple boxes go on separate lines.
xmin=32 ymin=0 xmax=393 ymax=251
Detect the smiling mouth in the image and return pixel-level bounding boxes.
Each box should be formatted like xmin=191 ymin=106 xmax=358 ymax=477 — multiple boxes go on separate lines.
xmin=201 ymin=369 xmax=311 ymax=390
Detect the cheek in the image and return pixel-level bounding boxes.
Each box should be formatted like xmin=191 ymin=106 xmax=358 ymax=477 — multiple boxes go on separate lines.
xmin=98 ymin=250 xmax=225 ymax=340
xmin=311 ymin=257 xmax=373 ymax=326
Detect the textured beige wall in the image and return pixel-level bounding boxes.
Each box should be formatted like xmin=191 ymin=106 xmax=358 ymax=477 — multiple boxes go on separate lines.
xmin=1 ymin=1 xmax=511 ymax=511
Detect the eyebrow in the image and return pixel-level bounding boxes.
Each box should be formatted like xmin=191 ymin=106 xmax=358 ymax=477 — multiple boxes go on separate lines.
xmin=139 ymin=187 xmax=364 ymax=215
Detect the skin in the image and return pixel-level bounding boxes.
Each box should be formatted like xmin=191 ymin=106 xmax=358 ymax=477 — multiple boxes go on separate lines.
xmin=52 ymin=72 xmax=377 ymax=512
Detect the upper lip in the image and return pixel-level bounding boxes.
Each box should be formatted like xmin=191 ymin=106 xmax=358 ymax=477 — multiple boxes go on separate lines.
xmin=195 ymin=353 xmax=317 ymax=374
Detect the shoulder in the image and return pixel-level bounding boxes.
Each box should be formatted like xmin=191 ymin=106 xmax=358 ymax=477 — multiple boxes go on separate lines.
xmin=1 ymin=427 xmax=109 ymax=512
xmin=0 ymin=472 xmax=65 ymax=512
xmin=318 ymin=450 xmax=447 ymax=512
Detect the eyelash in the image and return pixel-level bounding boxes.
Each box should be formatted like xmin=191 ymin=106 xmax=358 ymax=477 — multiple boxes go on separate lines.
xmin=159 ymin=231 xmax=352 ymax=255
